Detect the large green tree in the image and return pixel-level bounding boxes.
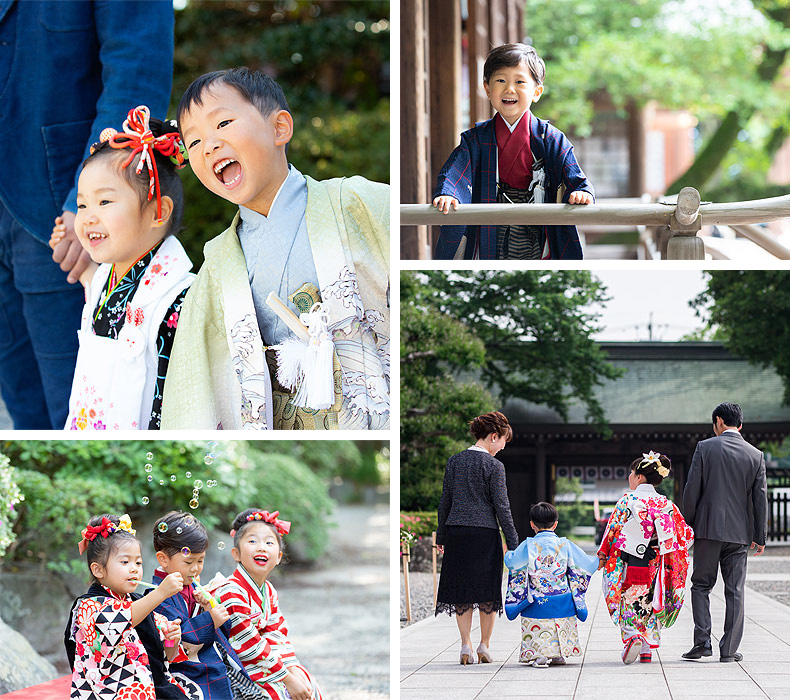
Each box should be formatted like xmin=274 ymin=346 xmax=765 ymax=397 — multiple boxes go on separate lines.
xmin=692 ymin=270 xmax=790 ymax=402
xmin=401 ymin=270 xmax=623 ymax=512
xmin=401 ymin=273 xmax=495 ymax=511
xmin=525 ymin=0 xmax=790 ymax=199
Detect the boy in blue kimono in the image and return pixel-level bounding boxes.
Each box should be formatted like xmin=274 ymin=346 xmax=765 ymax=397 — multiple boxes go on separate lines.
xmin=151 ymin=511 xmax=259 ymax=699
xmin=432 ymin=43 xmax=594 ymax=260
xmin=504 ymin=503 xmax=599 ymax=667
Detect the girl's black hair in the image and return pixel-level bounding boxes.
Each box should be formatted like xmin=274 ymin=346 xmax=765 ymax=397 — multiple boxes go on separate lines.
xmin=530 ymin=502 xmax=558 ymax=530
xmin=84 ymin=514 xmax=139 ymax=581
xmin=176 ymin=67 xmax=290 ymax=125
xmin=153 ymin=511 xmax=209 ymax=556
xmin=629 ymin=454 xmax=672 ymax=486
xmin=231 ymin=508 xmax=285 ymax=552
xmin=83 ymin=117 xmax=184 ymax=236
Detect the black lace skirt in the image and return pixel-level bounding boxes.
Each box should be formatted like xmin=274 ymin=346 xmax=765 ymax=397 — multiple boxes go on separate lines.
xmin=435 ymin=526 xmax=504 ymax=616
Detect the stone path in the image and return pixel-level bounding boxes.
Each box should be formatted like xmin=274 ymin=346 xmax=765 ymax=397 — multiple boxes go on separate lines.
xmin=401 ymin=556 xmax=790 ymax=699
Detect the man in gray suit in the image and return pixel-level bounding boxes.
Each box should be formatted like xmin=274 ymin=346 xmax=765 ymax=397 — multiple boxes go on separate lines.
xmin=682 ymin=402 xmax=767 ymax=663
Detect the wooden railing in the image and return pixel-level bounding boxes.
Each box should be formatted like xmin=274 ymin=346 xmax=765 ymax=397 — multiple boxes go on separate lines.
xmin=401 ymin=187 xmax=790 ymax=260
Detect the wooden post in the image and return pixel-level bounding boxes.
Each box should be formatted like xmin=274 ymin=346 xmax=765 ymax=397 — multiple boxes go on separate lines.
xmin=432 ymin=531 xmax=438 ymax=609
xmin=667 ymin=186 xmax=704 ymax=260
xmin=402 ymin=541 xmax=412 ymax=622
xmin=400 ymin=0 xmax=429 ymax=259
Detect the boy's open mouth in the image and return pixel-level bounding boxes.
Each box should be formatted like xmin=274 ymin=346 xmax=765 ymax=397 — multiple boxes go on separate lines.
xmin=214 ymin=158 xmax=242 ymax=187
xmin=501 ymin=98 xmax=518 ymax=105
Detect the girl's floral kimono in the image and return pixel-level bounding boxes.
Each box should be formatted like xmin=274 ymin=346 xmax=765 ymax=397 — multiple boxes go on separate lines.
xmin=504 ymin=531 xmax=599 ymax=663
xmin=598 ymin=483 xmax=694 ymax=649
xmin=65 ymin=584 xmax=188 ymax=700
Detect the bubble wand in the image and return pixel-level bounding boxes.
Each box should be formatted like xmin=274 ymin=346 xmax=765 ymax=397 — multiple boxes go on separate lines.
xmin=191 ymin=576 xmax=219 ymax=608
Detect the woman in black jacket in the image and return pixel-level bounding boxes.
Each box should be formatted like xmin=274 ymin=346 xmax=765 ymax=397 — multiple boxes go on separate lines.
xmin=435 ymin=411 xmax=519 ymax=665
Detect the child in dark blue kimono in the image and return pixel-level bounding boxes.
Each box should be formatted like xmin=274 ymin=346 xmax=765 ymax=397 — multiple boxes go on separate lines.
xmin=432 ymin=43 xmax=594 ymax=260
xmin=151 ymin=511 xmax=263 ymax=699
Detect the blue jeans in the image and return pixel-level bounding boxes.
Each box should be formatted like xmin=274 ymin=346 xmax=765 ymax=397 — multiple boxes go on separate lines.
xmin=0 ymin=201 xmax=83 ymax=428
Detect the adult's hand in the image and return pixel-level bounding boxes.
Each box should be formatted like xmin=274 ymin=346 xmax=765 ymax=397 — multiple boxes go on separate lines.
xmin=51 ymin=210 xmax=91 ymax=284
xmin=750 ymin=542 xmax=765 ymax=556
xmin=436 ymin=545 xmax=444 ymax=554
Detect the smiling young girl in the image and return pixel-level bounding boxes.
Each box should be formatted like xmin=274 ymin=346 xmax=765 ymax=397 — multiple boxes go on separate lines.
xmin=64 ymin=513 xmax=189 ymax=699
xmin=52 ymin=105 xmax=194 ymax=430
xmin=211 ymin=509 xmax=323 ymax=700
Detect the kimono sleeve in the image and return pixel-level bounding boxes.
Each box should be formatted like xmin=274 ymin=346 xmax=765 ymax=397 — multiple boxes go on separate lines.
xmin=504 ymin=539 xmax=532 ymax=621
xmin=556 ymin=130 xmax=594 ymax=202
xmin=433 ymin=136 xmax=474 ymax=204
xmin=565 ymin=540 xmax=599 ymax=622
xmin=89 ymin=597 xmax=132 ymax=649
xmin=218 ymin=585 xmax=288 ymax=685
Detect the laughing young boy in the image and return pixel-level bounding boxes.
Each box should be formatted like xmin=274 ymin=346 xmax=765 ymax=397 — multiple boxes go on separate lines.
xmin=432 ymin=44 xmax=594 ymax=260
xmin=161 ymin=68 xmax=389 ymax=430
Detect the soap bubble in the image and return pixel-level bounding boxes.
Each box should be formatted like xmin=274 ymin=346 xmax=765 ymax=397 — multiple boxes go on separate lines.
xmin=170 ymin=475 xmax=176 ymax=482
xmin=146 ymin=452 xmax=154 ymax=460
xmin=158 ymin=522 xmax=169 ymax=533
xmin=193 ymin=479 xmax=204 ymax=489
xmin=159 ymin=479 xmax=165 ymax=486
xmin=181 ymin=547 xmax=191 ymax=556
xmin=142 ymin=496 xmax=149 ymax=505
xmin=192 ymin=489 xmax=200 ymax=497
xmin=217 ymin=541 xmax=226 ymax=550
xmin=144 ymin=464 xmax=153 ymax=473
xmin=189 ymin=499 xmax=199 ymax=509
xmin=204 ymin=455 xmax=214 ymax=465
xmin=184 ymin=515 xmax=195 ymax=526
xmin=176 ymin=527 xmax=183 ymax=534
xmin=185 ymin=471 xmax=192 ymax=478
xmin=147 ymin=475 xmax=153 ymax=482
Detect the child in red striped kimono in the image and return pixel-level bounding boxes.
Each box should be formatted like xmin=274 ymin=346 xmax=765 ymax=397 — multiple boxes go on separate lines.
xmin=210 ymin=509 xmax=323 ymax=700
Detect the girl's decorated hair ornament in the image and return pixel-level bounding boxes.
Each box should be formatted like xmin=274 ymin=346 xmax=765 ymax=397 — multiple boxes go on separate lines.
xmin=638 ymin=450 xmax=671 ymax=478
xmin=77 ymin=513 xmax=136 ymax=555
xmin=230 ymin=510 xmax=291 ymax=538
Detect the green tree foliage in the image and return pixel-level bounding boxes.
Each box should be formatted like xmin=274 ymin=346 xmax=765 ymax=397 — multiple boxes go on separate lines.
xmin=1 ymin=441 xmax=336 ymax=576
xmin=171 ymin=0 xmax=390 ymax=267
xmin=525 ymin=0 xmax=790 ymax=198
xmin=692 ymin=270 xmax=790 ymax=403
xmin=419 ymin=270 xmax=623 ymax=426
xmin=400 ymin=270 xmax=623 ymax=512
xmin=401 ymin=272 xmax=496 ymax=511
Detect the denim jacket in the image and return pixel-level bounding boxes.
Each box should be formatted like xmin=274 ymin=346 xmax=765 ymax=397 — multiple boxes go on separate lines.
xmin=0 ymin=0 xmax=173 ymax=243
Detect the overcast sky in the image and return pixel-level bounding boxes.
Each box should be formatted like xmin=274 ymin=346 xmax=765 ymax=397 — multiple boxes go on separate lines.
xmin=589 ymin=270 xmax=709 ymax=342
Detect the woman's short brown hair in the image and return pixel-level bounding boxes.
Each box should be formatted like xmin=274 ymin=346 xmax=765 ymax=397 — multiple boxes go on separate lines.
xmin=470 ymin=411 xmax=513 ymax=442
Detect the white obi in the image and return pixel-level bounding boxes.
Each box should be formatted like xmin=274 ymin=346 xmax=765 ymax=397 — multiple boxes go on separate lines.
xmin=65 ymin=236 xmax=194 ymax=430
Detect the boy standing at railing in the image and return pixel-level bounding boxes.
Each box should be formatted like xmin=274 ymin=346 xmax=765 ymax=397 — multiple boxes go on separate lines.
xmin=432 ymin=43 xmax=594 ymax=260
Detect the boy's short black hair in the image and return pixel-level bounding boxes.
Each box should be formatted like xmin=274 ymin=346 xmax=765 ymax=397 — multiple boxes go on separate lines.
xmin=176 ymin=67 xmax=290 ymax=126
xmin=153 ymin=511 xmax=209 ymax=557
xmin=712 ymin=402 xmax=743 ymax=429
xmin=483 ymin=43 xmax=545 ymax=85
xmin=530 ymin=502 xmax=558 ymax=530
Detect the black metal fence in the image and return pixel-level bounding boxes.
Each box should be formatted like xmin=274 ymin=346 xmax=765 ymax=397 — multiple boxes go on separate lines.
xmin=768 ymin=491 xmax=790 ymax=542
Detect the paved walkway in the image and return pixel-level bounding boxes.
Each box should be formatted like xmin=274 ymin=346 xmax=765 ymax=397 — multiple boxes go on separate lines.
xmin=401 ymin=558 xmax=790 ymax=700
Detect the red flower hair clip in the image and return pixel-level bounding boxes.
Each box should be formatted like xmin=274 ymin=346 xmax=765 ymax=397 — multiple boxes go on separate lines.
xmin=230 ymin=510 xmax=291 ymax=538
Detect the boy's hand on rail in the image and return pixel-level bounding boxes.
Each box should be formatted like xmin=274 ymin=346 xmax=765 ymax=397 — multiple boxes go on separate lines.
xmin=568 ymin=191 xmax=593 ymax=205
xmin=433 ymin=195 xmax=459 ymax=214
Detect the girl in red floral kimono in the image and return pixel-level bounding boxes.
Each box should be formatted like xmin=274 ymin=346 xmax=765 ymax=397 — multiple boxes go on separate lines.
xmin=598 ymin=453 xmax=694 ymax=664
xmin=211 ymin=509 xmax=323 ymax=700
xmin=65 ymin=514 xmax=189 ymax=700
